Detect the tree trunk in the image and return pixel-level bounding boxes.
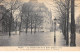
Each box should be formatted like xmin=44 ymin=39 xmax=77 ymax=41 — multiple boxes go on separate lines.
xmin=15 ymin=19 xmax=17 ymax=34
xmin=9 ymin=8 xmax=12 ymax=36
xmin=19 ymin=16 xmax=22 ymax=35
xmin=54 ymin=22 xmax=56 ymax=43
xmin=26 ymin=16 xmax=29 ymax=33
xmin=63 ymin=15 xmax=67 ymax=40
xmin=34 ymin=23 xmax=36 ymax=33
xmin=26 ymin=24 xmax=28 ymax=33
xmin=70 ymin=0 xmax=76 ymax=46
xmin=66 ymin=0 xmax=70 ymax=46
xmin=9 ymin=19 xmax=11 ymax=36
xmin=31 ymin=17 xmax=32 ymax=34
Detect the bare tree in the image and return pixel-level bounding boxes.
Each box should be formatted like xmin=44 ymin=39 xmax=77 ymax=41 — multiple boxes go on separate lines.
xmin=22 ymin=2 xmax=43 ymax=34
xmin=70 ymin=0 xmax=76 ymax=46
xmin=22 ymin=3 xmax=33 ymax=34
xmin=2 ymin=0 xmax=23 ymax=36
xmin=66 ymin=0 xmax=70 ymax=46
xmin=54 ymin=0 xmax=70 ymax=46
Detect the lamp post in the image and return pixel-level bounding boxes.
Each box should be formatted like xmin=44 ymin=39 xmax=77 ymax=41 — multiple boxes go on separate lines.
xmin=54 ymin=18 xmax=57 ymax=44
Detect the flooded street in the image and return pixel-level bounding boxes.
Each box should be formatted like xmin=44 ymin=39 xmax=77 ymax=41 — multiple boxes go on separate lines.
xmin=0 ymin=31 xmax=66 ymax=46
xmin=0 ymin=31 xmax=80 ymax=46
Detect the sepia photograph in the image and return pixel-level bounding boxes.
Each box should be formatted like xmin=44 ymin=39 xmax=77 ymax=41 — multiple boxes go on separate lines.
xmin=0 ymin=0 xmax=80 ymax=51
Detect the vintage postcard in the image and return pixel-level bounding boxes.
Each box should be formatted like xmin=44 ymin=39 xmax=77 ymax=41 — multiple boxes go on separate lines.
xmin=0 ymin=0 xmax=80 ymax=51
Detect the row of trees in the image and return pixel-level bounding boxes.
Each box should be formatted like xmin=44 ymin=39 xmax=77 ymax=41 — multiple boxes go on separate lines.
xmin=54 ymin=0 xmax=76 ymax=46
xmin=19 ymin=2 xmax=51 ymax=34
xmin=0 ymin=0 xmax=52 ymax=36
xmin=20 ymin=2 xmax=43 ymax=34
xmin=0 ymin=0 xmax=22 ymax=36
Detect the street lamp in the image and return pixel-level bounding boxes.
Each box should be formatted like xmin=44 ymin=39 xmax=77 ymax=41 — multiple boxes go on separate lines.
xmin=54 ymin=18 xmax=57 ymax=44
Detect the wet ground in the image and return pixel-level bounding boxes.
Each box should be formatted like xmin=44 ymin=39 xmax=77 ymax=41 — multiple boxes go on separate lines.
xmin=0 ymin=31 xmax=80 ymax=46
xmin=0 ymin=31 xmax=66 ymax=46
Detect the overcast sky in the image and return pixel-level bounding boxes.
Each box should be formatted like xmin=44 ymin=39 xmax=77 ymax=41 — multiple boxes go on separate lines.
xmin=2 ymin=0 xmax=80 ymax=20
xmin=21 ymin=0 xmax=80 ymax=20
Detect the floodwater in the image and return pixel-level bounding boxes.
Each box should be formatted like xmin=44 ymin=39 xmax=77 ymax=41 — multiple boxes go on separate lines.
xmin=0 ymin=31 xmax=80 ymax=46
